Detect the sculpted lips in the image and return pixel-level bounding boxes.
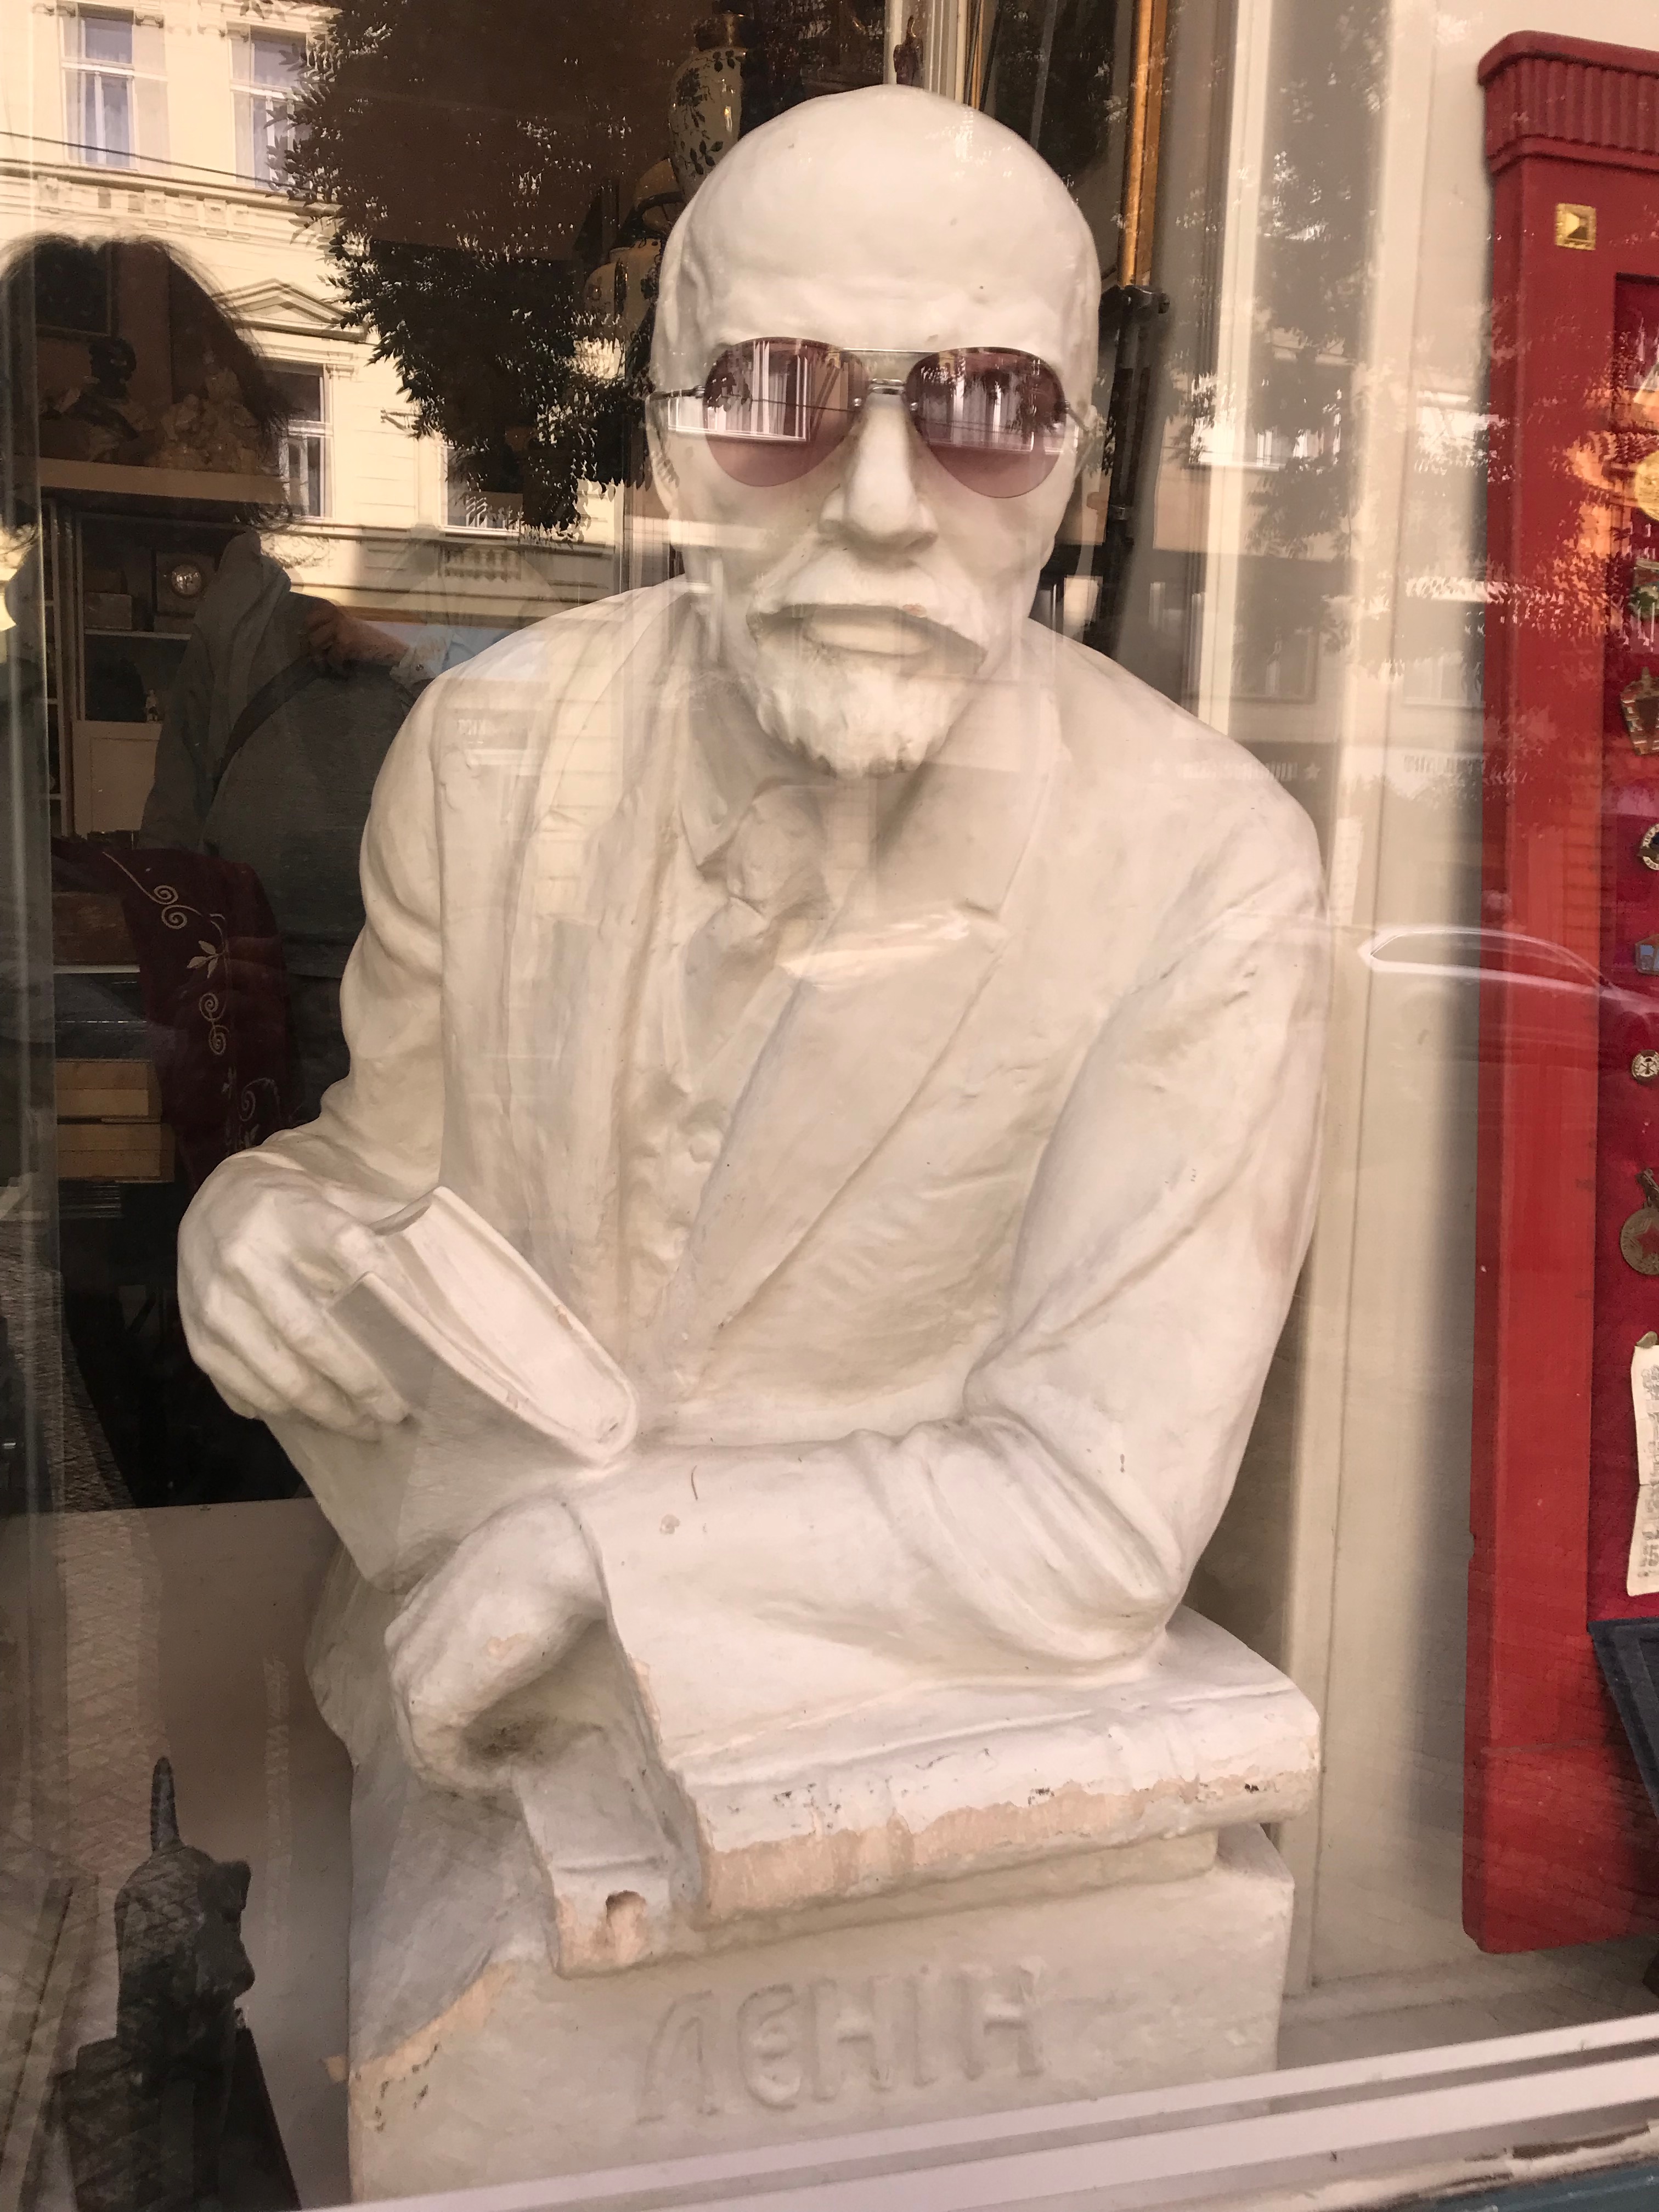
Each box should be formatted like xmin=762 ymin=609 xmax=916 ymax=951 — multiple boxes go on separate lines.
xmin=759 ymin=601 xmax=983 ymax=669
xmin=806 ymin=606 xmax=933 ymax=658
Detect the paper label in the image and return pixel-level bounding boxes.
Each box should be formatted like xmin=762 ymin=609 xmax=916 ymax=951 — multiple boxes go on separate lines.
xmin=1629 ymin=1335 xmax=1659 ymax=1596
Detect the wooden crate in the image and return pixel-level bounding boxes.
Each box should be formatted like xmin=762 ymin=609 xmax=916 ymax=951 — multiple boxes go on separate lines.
xmin=55 ymin=1058 xmax=161 ymax=1120
xmin=52 ymin=892 xmax=136 ymax=966
xmin=57 ymin=1121 xmax=174 ymax=1182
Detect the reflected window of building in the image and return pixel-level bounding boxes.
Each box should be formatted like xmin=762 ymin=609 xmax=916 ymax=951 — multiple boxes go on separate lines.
xmin=233 ymin=29 xmax=305 ymax=188
xmin=273 ymin=365 xmax=327 ymax=516
xmin=444 ymin=449 xmax=521 ymax=534
xmin=64 ymin=10 xmax=136 ymax=168
xmin=61 ymin=8 xmax=166 ymax=171
xmin=1234 ymin=626 xmax=1318 ymax=705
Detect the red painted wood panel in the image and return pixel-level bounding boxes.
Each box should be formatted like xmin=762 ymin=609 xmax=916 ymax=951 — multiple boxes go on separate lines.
xmin=1471 ymin=32 xmax=1659 ymax=1950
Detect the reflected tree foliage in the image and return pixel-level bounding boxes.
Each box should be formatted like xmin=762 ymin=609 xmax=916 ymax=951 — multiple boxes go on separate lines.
xmin=285 ymin=0 xmax=888 ymax=535
xmin=1235 ymin=2 xmax=1380 ymax=579
xmin=285 ymin=0 xmax=704 ymax=532
xmin=980 ymin=0 xmax=1117 ymax=188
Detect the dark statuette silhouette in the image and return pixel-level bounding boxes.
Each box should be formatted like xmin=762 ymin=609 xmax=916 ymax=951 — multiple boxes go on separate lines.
xmin=60 ymin=1759 xmax=298 ymax=2212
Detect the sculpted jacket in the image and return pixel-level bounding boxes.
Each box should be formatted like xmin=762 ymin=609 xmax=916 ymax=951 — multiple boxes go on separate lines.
xmin=242 ymin=577 xmax=1328 ymax=1773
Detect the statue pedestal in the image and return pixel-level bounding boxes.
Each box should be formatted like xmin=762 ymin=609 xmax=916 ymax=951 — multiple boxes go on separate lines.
xmin=323 ymin=1604 xmax=1319 ymax=2198
xmin=349 ymin=1822 xmax=1293 ymax=2196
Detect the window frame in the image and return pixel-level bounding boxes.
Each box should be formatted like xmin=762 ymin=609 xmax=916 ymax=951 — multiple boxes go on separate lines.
xmin=443 ymin=445 xmax=522 ymax=534
xmin=230 ymin=26 xmax=308 ymax=190
xmin=271 ymin=363 xmax=329 ymax=520
xmin=62 ymin=8 xmax=137 ymax=171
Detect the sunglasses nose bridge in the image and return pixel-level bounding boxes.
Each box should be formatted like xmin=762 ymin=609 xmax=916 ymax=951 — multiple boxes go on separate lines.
xmin=822 ymin=388 xmax=937 ymax=547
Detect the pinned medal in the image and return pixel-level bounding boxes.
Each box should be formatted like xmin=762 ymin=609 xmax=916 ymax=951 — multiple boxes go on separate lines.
xmin=1622 ymin=1168 xmax=1659 ymax=1276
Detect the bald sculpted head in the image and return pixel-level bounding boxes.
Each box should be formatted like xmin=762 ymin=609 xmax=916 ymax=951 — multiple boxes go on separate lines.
xmin=649 ymin=88 xmax=1101 ymax=779
xmin=654 ymin=87 xmax=1100 ymax=409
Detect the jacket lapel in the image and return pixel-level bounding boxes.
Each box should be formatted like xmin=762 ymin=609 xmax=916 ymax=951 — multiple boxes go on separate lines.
xmin=506 ymin=591 xmax=694 ymax=1353
xmin=654 ymin=652 xmax=1060 ymax=1384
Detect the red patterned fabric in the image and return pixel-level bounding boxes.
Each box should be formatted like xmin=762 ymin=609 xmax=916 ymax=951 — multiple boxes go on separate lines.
xmin=53 ymin=840 xmax=300 ymax=1187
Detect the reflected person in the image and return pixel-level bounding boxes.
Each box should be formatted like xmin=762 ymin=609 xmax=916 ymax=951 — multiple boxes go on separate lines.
xmin=142 ymin=534 xmax=434 ymax=1116
xmin=176 ymin=90 xmax=1327 ymax=1799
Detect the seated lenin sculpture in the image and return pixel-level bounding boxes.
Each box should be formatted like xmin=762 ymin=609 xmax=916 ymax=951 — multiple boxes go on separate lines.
xmin=179 ymin=86 xmax=1327 ymax=2193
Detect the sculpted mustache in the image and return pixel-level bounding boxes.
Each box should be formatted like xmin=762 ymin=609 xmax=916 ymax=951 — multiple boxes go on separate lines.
xmin=748 ymin=601 xmax=984 ymax=658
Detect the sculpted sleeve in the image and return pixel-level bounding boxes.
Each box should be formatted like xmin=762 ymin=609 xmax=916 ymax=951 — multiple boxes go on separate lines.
xmin=573 ymin=798 xmax=1328 ymax=1762
xmin=865 ymin=808 xmax=1328 ymax=1659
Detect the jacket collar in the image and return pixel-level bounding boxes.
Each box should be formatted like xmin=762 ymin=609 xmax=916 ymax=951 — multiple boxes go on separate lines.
xmin=509 ymin=595 xmax=1060 ymax=1380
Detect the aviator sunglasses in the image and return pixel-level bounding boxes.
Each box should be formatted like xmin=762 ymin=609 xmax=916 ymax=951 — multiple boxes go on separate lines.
xmin=652 ymin=336 xmax=1089 ymax=500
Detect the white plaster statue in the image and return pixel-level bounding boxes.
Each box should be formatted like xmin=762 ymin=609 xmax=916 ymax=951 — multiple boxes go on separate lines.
xmin=178 ymin=84 xmax=1327 ymax=2183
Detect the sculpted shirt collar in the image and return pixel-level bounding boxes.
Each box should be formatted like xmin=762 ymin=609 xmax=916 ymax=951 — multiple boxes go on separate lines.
xmin=678 ymin=675 xmax=804 ymax=877
xmin=674 ymin=623 xmax=1058 ymax=920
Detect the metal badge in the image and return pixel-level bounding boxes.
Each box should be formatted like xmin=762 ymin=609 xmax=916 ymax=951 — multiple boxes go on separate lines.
xmin=1623 ymin=1169 xmax=1659 ymax=1275
xmin=1634 ymin=1051 xmax=1659 ymax=1083
xmin=1641 ymin=825 xmax=1659 ymax=872
xmin=1556 ymin=202 xmax=1597 ymax=251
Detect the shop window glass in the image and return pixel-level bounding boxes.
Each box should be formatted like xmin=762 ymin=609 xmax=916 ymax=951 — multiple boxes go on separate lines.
xmin=12 ymin=5 xmax=1659 ymax=2208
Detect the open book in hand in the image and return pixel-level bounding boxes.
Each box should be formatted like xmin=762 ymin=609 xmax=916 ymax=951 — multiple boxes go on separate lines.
xmin=332 ymin=1186 xmax=637 ymax=1464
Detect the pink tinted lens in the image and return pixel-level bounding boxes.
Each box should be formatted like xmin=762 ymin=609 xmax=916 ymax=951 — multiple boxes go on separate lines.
xmin=905 ymin=348 xmax=1069 ymax=497
xmin=701 ymin=338 xmax=864 ymax=487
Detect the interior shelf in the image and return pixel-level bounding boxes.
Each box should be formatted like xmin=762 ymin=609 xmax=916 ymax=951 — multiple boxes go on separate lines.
xmin=38 ymin=459 xmax=286 ymax=506
xmin=83 ymin=629 xmax=190 ymax=642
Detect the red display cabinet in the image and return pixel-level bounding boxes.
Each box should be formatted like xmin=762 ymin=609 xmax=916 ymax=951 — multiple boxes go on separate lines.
xmin=1471 ymin=31 xmax=1659 ymax=1950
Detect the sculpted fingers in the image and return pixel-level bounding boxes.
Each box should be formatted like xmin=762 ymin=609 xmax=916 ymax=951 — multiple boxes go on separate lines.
xmin=236 ymin=1334 xmax=385 ymax=1437
xmin=263 ymin=1285 xmax=408 ymax=1426
xmin=176 ymin=1163 xmax=404 ymax=1432
xmin=198 ymin=1342 xmax=280 ymax=1424
xmin=192 ymin=1296 xmax=385 ymax=1436
xmin=184 ymin=1263 xmax=404 ymax=1433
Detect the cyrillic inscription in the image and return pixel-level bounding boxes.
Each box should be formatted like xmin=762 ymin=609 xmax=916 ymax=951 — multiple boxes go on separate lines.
xmin=639 ymin=1960 xmax=1045 ymax=2121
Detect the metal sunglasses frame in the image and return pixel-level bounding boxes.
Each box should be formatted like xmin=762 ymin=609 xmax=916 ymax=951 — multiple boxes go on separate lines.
xmin=648 ymin=340 xmax=1103 ymax=484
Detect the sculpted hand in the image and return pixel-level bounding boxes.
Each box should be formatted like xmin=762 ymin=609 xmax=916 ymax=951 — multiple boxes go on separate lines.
xmin=177 ymin=1159 xmax=408 ymax=1439
xmin=385 ymin=1495 xmax=604 ymax=1796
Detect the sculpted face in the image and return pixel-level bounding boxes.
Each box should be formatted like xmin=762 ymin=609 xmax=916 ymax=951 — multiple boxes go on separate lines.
xmin=650 ymin=87 xmax=1101 ymax=778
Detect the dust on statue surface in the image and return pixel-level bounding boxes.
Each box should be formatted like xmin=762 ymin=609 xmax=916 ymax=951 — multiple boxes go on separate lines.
xmin=177 ymin=84 xmax=1328 ymax=2194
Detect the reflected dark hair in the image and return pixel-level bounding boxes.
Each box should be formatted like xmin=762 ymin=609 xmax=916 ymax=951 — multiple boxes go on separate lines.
xmin=3 ymin=233 xmax=291 ymax=527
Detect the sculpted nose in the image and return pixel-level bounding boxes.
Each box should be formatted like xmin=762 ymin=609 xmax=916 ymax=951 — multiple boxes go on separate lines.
xmin=820 ymin=395 xmax=936 ymax=552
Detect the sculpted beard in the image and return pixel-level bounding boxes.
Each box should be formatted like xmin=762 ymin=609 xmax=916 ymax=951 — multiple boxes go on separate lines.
xmin=743 ymin=615 xmax=977 ymax=780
